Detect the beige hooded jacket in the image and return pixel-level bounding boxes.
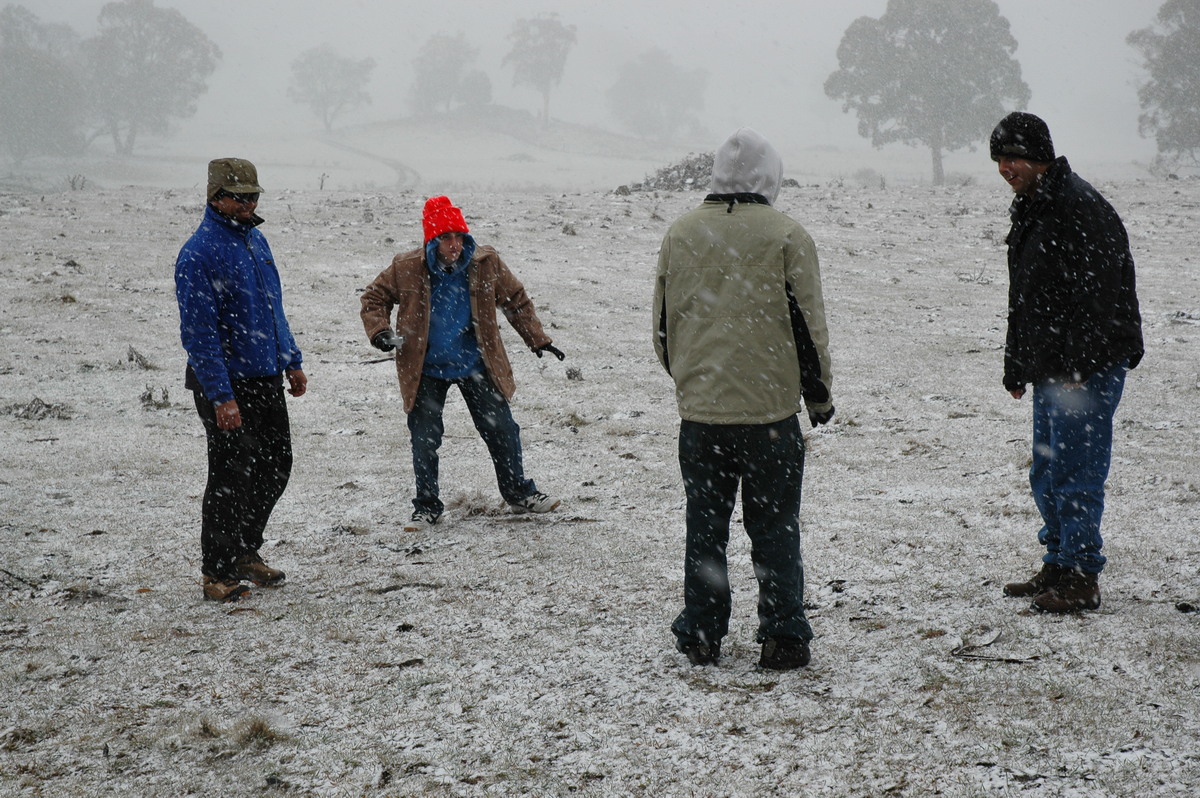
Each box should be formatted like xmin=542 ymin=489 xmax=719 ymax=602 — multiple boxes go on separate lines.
xmin=654 ymin=128 xmax=834 ymax=425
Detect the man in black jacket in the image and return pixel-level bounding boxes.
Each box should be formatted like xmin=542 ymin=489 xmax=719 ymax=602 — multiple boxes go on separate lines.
xmin=990 ymin=112 xmax=1143 ymax=613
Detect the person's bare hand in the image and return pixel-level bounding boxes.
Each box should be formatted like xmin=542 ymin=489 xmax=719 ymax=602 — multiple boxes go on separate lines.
xmin=215 ymin=399 xmax=241 ymax=429
xmin=287 ymin=369 xmax=308 ymax=397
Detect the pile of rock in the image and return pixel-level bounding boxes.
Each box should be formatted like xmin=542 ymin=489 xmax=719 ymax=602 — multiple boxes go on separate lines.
xmin=616 ymin=151 xmax=714 ymax=194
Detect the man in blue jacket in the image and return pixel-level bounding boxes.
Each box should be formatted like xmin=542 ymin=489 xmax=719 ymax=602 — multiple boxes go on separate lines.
xmin=176 ymin=158 xmax=308 ymax=602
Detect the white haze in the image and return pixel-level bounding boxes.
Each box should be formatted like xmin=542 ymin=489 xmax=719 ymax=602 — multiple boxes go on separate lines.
xmin=27 ymin=0 xmax=1159 ymax=191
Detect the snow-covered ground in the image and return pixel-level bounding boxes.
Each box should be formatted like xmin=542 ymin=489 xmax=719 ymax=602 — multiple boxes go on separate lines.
xmin=1 ymin=163 xmax=1198 ymax=796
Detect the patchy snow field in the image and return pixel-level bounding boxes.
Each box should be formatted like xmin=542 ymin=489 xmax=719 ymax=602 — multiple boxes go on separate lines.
xmin=1 ymin=172 xmax=1198 ymax=796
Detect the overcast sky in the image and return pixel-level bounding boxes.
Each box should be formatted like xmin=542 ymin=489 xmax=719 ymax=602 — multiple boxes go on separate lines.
xmin=30 ymin=0 xmax=1160 ymax=168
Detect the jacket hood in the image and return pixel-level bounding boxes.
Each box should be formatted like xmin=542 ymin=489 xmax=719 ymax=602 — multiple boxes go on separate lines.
xmin=710 ymin=127 xmax=783 ymax=205
xmin=424 ymin=232 xmax=477 ymax=272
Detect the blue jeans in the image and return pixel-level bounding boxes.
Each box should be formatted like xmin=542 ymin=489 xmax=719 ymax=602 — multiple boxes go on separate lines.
xmin=671 ymin=416 xmax=813 ymax=647
xmin=1029 ymin=363 xmax=1127 ymax=574
xmin=407 ymin=372 xmax=535 ymax=515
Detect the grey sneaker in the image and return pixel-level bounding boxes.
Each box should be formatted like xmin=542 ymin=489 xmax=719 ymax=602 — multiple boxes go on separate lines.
xmin=404 ymin=510 xmax=441 ymax=531
xmin=510 ymin=492 xmax=560 ymax=514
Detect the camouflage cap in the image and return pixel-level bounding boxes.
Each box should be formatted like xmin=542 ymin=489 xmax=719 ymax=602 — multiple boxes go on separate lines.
xmin=207 ymin=157 xmax=264 ymax=201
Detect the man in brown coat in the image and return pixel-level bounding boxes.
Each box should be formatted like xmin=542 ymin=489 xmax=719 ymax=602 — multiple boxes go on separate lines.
xmin=360 ymin=195 xmax=563 ymax=531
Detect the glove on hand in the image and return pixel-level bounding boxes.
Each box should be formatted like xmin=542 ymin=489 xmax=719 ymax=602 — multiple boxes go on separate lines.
xmin=372 ymin=330 xmax=405 ymax=352
xmin=534 ymin=344 xmax=565 ymax=361
xmin=809 ymin=407 xmax=835 ymax=428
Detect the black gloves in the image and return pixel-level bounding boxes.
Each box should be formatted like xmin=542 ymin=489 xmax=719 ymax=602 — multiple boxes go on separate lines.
xmin=534 ymin=344 xmax=565 ymax=361
xmin=809 ymin=407 xmax=835 ymax=428
xmin=372 ymin=330 xmax=405 ymax=352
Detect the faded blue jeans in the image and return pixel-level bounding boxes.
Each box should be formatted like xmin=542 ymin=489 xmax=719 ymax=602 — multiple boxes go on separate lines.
xmin=407 ymin=372 xmax=536 ymax=515
xmin=1030 ymin=363 xmax=1128 ymax=575
xmin=671 ymin=415 xmax=813 ymax=648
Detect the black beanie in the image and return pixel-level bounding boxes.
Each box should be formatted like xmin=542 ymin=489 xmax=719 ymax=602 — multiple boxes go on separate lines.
xmin=990 ymin=112 xmax=1055 ymax=162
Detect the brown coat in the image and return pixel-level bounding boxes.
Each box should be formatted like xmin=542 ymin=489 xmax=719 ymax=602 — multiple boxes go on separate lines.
xmin=360 ymin=244 xmax=552 ymax=412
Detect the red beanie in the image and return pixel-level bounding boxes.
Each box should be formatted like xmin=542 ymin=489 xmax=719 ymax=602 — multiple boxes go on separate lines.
xmin=422 ymin=195 xmax=469 ymax=243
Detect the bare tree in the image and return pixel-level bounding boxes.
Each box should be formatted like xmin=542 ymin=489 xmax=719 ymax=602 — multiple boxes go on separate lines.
xmin=503 ymin=13 xmax=576 ymax=127
xmin=288 ymin=45 xmax=376 ymax=132
xmin=82 ymin=0 xmax=220 ymax=156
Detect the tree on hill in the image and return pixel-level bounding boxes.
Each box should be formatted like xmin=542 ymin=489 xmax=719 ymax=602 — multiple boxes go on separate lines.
xmin=1128 ymin=0 xmax=1200 ymax=166
xmin=0 ymin=5 xmax=87 ymax=163
xmin=288 ymin=46 xmax=376 ymax=132
xmin=824 ymin=0 xmax=1030 ymax=185
xmin=503 ymin=13 xmax=576 ymax=127
xmin=607 ymin=48 xmax=706 ymax=142
xmin=409 ymin=32 xmax=477 ymax=116
xmin=82 ymin=0 xmax=220 ymax=156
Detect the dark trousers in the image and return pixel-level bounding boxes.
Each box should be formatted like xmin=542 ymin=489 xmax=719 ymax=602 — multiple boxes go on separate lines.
xmin=407 ymin=372 xmax=535 ymax=515
xmin=671 ymin=415 xmax=813 ymax=647
xmin=193 ymin=379 xmax=292 ymax=579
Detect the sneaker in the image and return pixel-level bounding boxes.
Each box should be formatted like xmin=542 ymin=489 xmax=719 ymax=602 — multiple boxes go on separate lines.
xmin=759 ymin=637 xmax=811 ymax=670
xmin=510 ymin=492 xmax=560 ymax=514
xmin=232 ymin=554 xmax=285 ymax=586
xmin=404 ymin=509 xmax=441 ymax=532
xmin=676 ymin=638 xmax=720 ymax=666
xmin=203 ymin=576 xmax=249 ymax=603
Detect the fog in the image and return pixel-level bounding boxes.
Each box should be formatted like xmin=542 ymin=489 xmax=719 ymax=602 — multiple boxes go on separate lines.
xmin=26 ymin=0 xmax=1160 ymax=189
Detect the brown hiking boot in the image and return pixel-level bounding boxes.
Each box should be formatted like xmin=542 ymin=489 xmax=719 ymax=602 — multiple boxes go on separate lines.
xmin=1032 ymin=570 xmax=1101 ymax=613
xmin=1003 ymin=562 xmax=1066 ymax=598
xmin=203 ymin=576 xmax=249 ymax=602
xmin=233 ymin=554 xmax=286 ymax=586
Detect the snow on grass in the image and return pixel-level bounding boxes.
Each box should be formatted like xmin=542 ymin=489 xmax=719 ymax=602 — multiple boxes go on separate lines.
xmin=1 ymin=175 xmax=1198 ymax=796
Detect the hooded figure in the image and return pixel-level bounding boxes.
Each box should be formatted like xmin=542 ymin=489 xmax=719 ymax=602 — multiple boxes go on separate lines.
xmin=710 ymin=126 xmax=784 ymax=204
xmin=653 ymin=128 xmax=835 ymax=671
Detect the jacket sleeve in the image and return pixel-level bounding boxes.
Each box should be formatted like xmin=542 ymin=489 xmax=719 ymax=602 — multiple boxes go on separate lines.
xmin=783 ymin=231 xmax=833 ymax=413
xmin=1059 ymin=194 xmax=1131 ymax=380
xmin=652 ymin=234 xmax=671 ymax=374
xmin=360 ymin=260 xmax=400 ymax=341
xmin=1003 ymin=274 xmax=1024 ymax=390
xmin=492 ymin=253 xmax=551 ymax=350
xmin=175 ymin=247 xmax=235 ymax=405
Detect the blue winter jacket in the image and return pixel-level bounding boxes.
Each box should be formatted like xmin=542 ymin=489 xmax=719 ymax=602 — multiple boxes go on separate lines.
xmin=175 ymin=205 xmax=303 ymax=405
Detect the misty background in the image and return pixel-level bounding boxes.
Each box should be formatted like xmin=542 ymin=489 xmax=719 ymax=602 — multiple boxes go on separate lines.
xmin=21 ymin=0 xmax=1160 ymax=190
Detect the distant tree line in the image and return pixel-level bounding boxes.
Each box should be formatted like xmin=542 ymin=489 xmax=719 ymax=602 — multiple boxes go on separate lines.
xmin=2 ymin=0 xmax=1197 ymax=176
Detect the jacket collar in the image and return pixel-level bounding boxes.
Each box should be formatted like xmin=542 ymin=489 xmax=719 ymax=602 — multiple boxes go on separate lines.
xmin=704 ymin=192 xmax=771 ymax=213
xmin=1011 ymin=156 xmax=1071 ymax=220
xmin=205 ymin=203 xmax=264 ymax=234
xmin=424 ymin=233 xmax=477 ymax=275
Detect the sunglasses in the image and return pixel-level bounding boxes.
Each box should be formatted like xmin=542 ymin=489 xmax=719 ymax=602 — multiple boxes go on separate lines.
xmin=218 ymin=191 xmax=259 ymax=204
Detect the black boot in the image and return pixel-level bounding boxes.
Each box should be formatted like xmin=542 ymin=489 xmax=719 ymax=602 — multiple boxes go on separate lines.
xmin=1032 ymin=570 xmax=1101 ymax=613
xmin=1003 ymin=562 xmax=1066 ymax=598
xmin=676 ymin=638 xmax=720 ymax=666
xmin=759 ymin=637 xmax=811 ymax=670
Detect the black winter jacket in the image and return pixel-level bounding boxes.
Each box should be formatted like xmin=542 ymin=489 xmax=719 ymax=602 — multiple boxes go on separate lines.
xmin=1004 ymin=158 xmax=1143 ymax=390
